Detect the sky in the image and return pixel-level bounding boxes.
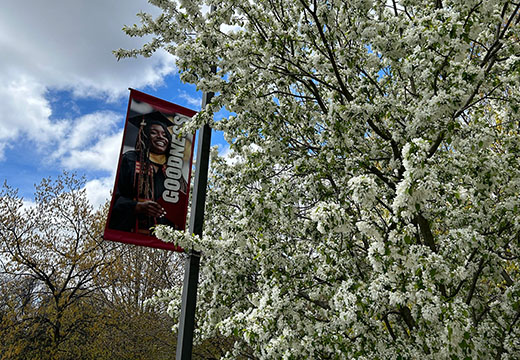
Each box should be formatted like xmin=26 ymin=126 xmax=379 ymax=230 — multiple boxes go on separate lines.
xmin=0 ymin=0 xmax=224 ymax=209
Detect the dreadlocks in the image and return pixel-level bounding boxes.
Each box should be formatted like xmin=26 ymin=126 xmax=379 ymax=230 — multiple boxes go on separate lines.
xmin=133 ymin=116 xmax=172 ymax=232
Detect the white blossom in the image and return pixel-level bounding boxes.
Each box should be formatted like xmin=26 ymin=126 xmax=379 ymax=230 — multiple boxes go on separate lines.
xmin=123 ymin=0 xmax=520 ymax=358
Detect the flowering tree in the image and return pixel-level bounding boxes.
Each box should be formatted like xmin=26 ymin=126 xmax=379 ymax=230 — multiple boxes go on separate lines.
xmin=118 ymin=0 xmax=520 ymax=358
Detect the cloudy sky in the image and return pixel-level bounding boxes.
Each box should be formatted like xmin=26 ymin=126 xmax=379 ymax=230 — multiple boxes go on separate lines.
xmin=0 ymin=0 xmax=220 ymax=208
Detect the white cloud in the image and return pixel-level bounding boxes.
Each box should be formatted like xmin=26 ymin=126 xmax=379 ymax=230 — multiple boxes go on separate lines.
xmin=60 ymin=133 xmax=123 ymax=172
xmin=51 ymin=111 xmax=119 ymax=158
xmin=21 ymin=199 xmax=37 ymax=211
xmin=55 ymin=112 xmax=123 ymax=172
xmin=218 ymin=143 xmax=232 ymax=158
xmin=0 ymin=0 xmax=174 ymax=97
xmin=85 ymin=176 xmax=114 ymax=210
xmin=0 ymin=0 xmax=176 ymax=159
xmin=179 ymin=91 xmax=202 ymax=108
xmin=217 ymin=143 xmax=241 ymax=166
xmin=0 ymin=75 xmax=60 ymax=154
xmin=64 ymin=113 xmax=119 ymax=152
xmin=220 ymin=23 xmax=245 ymax=34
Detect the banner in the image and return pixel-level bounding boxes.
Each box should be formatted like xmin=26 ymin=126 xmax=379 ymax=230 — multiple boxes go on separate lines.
xmin=104 ymin=89 xmax=196 ymax=251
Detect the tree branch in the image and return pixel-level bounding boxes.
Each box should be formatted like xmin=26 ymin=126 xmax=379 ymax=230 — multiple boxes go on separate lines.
xmin=466 ymin=257 xmax=486 ymax=305
xmin=415 ymin=214 xmax=437 ymax=253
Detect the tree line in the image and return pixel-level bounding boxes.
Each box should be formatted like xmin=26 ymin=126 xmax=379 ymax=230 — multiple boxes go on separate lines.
xmin=0 ymin=173 xmax=228 ymax=360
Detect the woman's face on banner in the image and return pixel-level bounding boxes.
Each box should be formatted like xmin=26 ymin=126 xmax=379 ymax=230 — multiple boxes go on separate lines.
xmin=149 ymin=124 xmax=169 ymax=154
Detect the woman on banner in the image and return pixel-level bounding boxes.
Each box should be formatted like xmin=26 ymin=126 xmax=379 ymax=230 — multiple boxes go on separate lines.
xmin=109 ymin=111 xmax=186 ymax=234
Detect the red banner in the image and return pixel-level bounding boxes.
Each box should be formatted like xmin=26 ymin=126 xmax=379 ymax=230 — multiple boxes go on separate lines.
xmin=104 ymin=89 xmax=196 ymax=251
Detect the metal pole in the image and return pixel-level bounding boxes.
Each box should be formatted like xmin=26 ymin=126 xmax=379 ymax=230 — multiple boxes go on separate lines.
xmin=176 ymin=249 xmax=201 ymax=360
xmin=176 ymin=89 xmax=214 ymax=360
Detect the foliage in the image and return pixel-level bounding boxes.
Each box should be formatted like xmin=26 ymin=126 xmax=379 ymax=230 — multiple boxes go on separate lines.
xmin=0 ymin=173 xmax=184 ymax=359
xmin=119 ymin=0 xmax=520 ymax=358
xmin=0 ymin=173 xmax=110 ymax=359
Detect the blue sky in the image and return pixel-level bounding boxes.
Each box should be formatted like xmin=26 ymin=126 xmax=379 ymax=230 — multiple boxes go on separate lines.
xmin=0 ymin=0 xmax=226 ymax=208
